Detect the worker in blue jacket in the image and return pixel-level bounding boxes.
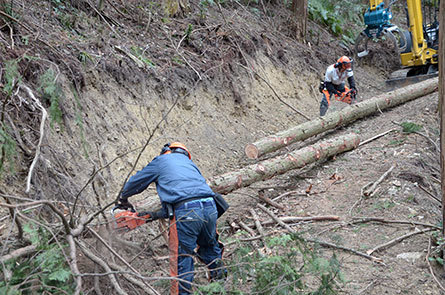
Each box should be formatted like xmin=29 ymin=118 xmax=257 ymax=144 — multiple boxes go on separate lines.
xmin=117 ymin=142 xmax=226 ymax=295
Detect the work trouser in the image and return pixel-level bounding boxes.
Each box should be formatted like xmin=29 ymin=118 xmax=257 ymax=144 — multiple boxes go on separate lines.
xmin=319 ymin=83 xmax=346 ymax=116
xmin=169 ymin=197 xmax=225 ymax=295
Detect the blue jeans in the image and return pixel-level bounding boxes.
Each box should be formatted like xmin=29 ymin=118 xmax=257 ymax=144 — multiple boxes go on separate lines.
xmin=174 ymin=198 xmax=224 ymax=294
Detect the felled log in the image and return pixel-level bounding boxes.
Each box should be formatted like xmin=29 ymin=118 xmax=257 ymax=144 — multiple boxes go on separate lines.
xmin=209 ymin=133 xmax=360 ymax=194
xmin=245 ymin=77 xmax=439 ymax=159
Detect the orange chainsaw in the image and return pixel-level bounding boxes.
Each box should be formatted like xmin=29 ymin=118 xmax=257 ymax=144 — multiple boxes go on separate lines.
xmin=111 ymin=205 xmax=152 ymax=232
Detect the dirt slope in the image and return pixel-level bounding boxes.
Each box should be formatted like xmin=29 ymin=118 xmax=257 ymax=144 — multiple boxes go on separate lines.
xmin=0 ymin=1 xmax=442 ymax=294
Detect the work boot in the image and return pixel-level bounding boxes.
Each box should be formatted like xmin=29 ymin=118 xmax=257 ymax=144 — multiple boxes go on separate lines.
xmin=209 ymin=259 xmax=227 ymax=282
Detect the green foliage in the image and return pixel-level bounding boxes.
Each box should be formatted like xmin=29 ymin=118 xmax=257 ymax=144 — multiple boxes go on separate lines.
xmin=130 ymin=46 xmax=156 ymax=67
xmin=254 ymin=255 xmax=304 ymax=294
xmin=38 ymin=68 xmax=64 ymax=129
xmin=185 ymin=24 xmax=193 ymax=42
xmin=2 ymin=60 xmax=21 ymax=96
xmin=222 ymin=234 xmax=342 ymax=294
xmin=428 ymin=231 xmax=445 ymax=266
xmin=0 ymin=122 xmax=17 ymax=175
xmin=0 ymin=60 xmax=19 ymax=176
xmin=199 ymin=0 xmax=215 ymax=19
xmin=308 ymin=0 xmax=365 ymax=43
xmin=0 ymin=224 xmax=75 ymax=294
xmin=78 ymin=51 xmax=92 ymax=64
xmin=195 ymin=281 xmax=227 ymax=294
xmin=0 ymin=1 xmax=20 ymax=20
xmin=400 ymin=122 xmax=422 ymax=134
xmin=51 ymin=0 xmax=67 ymax=14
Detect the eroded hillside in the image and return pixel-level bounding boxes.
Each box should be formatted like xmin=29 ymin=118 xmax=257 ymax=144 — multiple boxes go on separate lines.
xmin=1 ymin=0 xmax=442 ymax=294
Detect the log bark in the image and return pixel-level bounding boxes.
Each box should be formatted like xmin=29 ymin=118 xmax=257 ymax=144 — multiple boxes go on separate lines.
xmin=245 ymin=77 xmax=439 ymax=159
xmin=439 ymin=0 xmax=445 ymax=237
xmin=209 ymin=133 xmax=360 ymax=194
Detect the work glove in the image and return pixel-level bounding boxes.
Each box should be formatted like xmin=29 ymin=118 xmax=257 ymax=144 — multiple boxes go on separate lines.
xmin=334 ymin=90 xmax=342 ymax=97
xmin=137 ymin=210 xmax=163 ymax=221
xmin=116 ymin=198 xmax=134 ymax=211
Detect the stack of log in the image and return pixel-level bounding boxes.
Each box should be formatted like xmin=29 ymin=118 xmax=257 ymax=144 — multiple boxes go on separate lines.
xmin=208 ymin=77 xmax=438 ymax=194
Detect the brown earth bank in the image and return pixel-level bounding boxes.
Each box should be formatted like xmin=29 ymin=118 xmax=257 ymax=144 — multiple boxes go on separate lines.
xmin=0 ymin=0 xmax=443 ymax=294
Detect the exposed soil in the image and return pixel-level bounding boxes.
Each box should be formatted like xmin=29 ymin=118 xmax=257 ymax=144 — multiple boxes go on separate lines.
xmin=0 ymin=1 xmax=442 ymax=294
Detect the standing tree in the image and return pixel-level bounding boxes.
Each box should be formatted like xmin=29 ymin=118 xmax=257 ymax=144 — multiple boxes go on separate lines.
xmin=292 ymin=0 xmax=308 ymax=41
xmin=439 ymin=0 xmax=444 ymax=236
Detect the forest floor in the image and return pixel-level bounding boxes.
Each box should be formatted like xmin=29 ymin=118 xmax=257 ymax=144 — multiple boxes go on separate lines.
xmin=0 ymin=1 xmax=443 ymax=294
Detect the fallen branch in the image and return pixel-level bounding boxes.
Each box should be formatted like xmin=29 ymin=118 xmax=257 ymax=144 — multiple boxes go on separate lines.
xmin=86 ymin=0 xmax=119 ymax=35
xmin=0 ymin=10 xmax=33 ymax=32
xmin=272 ymin=190 xmax=302 ymax=201
xmin=261 ymin=215 xmax=340 ymax=226
xmin=359 ymin=128 xmax=397 ymax=146
xmin=426 ymin=237 xmax=445 ymax=292
xmin=256 ymin=204 xmax=381 ymax=263
xmin=231 ymin=215 xmax=340 ymax=229
xmin=249 ymin=208 xmax=270 ymax=254
xmin=258 ymin=190 xmax=284 ymax=210
xmin=115 ymin=45 xmax=145 ymax=68
xmin=237 ymin=220 xmax=256 ymax=236
xmin=350 ymin=217 xmax=441 ymax=229
xmin=305 ymin=237 xmax=384 ymax=264
xmin=108 ymin=262 xmax=160 ymax=295
xmin=367 ymin=228 xmax=434 ymax=255
xmin=21 ymin=84 xmax=47 ymax=194
xmin=88 ymin=227 xmax=160 ymax=295
xmin=77 ymin=240 xmax=128 ymax=295
xmin=257 ymin=203 xmax=296 ymax=233
xmin=392 ymin=121 xmax=439 ymax=151
xmin=418 ymin=185 xmax=441 ymax=204
xmin=363 ymin=164 xmax=396 ymax=197
xmin=0 ymin=244 xmax=37 ymax=263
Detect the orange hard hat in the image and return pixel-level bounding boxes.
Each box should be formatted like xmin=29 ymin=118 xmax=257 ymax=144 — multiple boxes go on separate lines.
xmin=169 ymin=142 xmax=191 ymax=159
xmin=335 ymin=56 xmax=353 ymax=71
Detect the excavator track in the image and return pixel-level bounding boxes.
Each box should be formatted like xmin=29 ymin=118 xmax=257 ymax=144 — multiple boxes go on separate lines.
xmin=385 ymin=70 xmax=438 ymax=90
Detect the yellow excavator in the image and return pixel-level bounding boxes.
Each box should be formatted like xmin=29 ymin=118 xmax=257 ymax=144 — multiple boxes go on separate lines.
xmin=355 ymin=0 xmax=439 ymax=87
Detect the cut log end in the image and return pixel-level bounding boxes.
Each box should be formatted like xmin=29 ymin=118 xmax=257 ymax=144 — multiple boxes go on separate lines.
xmin=245 ymin=144 xmax=259 ymax=159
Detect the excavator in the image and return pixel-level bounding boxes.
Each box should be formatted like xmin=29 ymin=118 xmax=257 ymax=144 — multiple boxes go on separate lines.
xmin=354 ymin=0 xmax=439 ymax=88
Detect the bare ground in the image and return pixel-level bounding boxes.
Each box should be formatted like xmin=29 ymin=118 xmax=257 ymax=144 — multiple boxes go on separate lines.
xmin=0 ymin=1 xmax=443 ymax=294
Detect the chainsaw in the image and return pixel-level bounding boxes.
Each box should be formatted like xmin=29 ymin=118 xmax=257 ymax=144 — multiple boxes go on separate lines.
xmin=111 ymin=205 xmax=152 ymax=232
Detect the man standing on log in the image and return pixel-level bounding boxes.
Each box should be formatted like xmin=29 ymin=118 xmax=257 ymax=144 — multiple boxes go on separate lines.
xmin=319 ymin=56 xmax=357 ymax=116
xmin=117 ymin=142 xmax=227 ymax=295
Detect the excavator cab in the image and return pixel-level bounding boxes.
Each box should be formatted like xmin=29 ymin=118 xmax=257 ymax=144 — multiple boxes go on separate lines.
xmin=355 ymin=0 xmax=439 ymax=87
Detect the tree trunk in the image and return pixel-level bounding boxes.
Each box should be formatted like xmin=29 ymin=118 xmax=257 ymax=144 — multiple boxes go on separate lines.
xmin=245 ymin=77 xmax=439 ymax=159
xmin=438 ymin=0 xmax=444 ymax=236
xmin=292 ymin=0 xmax=308 ymax=41
xmin=209 ymin=133 xmax=360 ymax=194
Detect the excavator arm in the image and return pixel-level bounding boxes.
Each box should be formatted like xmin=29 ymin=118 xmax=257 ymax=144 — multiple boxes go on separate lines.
xmin=399 ymin=0 xmax=438 ymax=68
xmin=355 ymin=0 xmax=439 ymax=87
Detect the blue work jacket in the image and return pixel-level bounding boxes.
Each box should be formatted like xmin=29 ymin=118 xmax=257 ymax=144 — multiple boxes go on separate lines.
xmin=121 ymin=153 xmax=215 ymax=205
